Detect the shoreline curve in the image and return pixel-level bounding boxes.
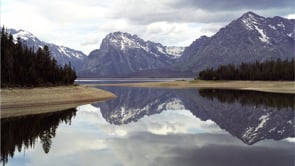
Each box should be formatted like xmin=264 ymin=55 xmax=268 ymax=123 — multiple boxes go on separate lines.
xmin=1 ymin=86 xmax=116 ymax=118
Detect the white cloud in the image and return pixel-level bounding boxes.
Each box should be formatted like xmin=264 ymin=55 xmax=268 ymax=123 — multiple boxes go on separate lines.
xmin=286 ymin=13 xmax=295 ymax=19
xmin=2 ymin=0 xmax=294 ymax=54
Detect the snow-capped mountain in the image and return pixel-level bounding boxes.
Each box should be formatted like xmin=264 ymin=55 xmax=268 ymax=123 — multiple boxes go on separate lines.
xmin=79 ymin=11 xmax=294 ymax=77
xmin=79 ymin=32 xmax=184 ymax=77
xmin=6 ymin=11 xmax=294 ymax=77
xmin=100 ymin=32 xmax=184 ymax=59
xmin=176 ymin=11 xmax=295 ymax=74
xmin=7 ymin=29 xmax=86 ymax=68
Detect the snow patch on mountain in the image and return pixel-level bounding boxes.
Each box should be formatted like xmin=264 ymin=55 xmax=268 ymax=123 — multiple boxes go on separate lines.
xmin=106 ymin=32 xmax=145 ymax=51
xmin=58 ymin=46 xmax=68 ymax=56
xmin=12 ymin=29 xmax=35 ymax=41
xmin=242 ymin=113 xmax=272 ymax=144
xmin=109 ymin=105 xmax=153 ymax=124
xmin=157 ymin=98 xmax=185 ymax=111
xmin=57 ymin=46 xmax=84 ymax=59
xmin=277 ymin=22 xmax=286 ymax=29
xmin=241 ymin=12 xmax=265 ymax=30
xmin=253 ymin=25 xmax=270 ymax=44
xmin=242 ymin=18 xmax=255 ymax=30
xmin=165 ymin=46 xmax=185 ymax=58
xmin=268 ymin=25 xmax=276 ymax=30
xmin=156 ymin=45 xmax=166 ymax=55
xmin=255 ymin=113 xmax=270 ymax=132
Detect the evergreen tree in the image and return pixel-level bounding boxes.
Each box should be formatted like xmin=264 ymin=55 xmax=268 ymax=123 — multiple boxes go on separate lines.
xmin=1 ymin=27 xmax=77 ymax=87
xmin=198 ymin=59 xmax=295 ymax=81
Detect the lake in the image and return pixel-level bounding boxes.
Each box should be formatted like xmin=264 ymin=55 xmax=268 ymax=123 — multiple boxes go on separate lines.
xmin=1 ymin=85 xmax=295 ymax=166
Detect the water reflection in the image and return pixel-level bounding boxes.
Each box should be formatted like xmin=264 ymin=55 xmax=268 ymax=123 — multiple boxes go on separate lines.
xmin=199 ymin=89 xmax=295 ymax=109
xmin=1 ymin=87 xmax=294 ymax=166
xmin=106 ymin=132 xmax=294 ymax=166
xmin=1 ymin=108 xmax=77 ymax=164
xmin=95 ymin=87 xmax=295 ymax=145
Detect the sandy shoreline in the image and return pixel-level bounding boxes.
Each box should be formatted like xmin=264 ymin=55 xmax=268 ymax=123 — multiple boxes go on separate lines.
xmin=90 ymin=80 xmax=295 ymax=94
xmin=1 ymin=86 xmax=116 ymax=118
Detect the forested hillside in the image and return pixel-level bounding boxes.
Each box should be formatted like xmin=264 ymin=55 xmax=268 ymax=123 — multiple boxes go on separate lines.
xmin=1 ymin=27 xmax=77 ymax=87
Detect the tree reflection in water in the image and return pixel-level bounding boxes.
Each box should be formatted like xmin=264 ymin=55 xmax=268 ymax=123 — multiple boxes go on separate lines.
xmin=1 ymin=108 xmax=77 ymax=164
xmin=199 ymin=89 xmax=295 ymax=109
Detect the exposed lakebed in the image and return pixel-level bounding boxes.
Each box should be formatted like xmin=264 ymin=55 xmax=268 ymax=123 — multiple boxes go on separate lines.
xmin=1 ymin=84 xmax=294 ymax=166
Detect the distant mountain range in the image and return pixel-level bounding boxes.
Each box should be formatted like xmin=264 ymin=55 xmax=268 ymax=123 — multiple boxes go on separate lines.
xmin=7 ymin=11 xmax=295 ymax=77
xmin=7 ymin=29 xmax=87 ymax=69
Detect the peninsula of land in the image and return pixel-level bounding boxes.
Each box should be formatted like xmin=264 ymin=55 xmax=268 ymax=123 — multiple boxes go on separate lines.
xmin=1 ymin=86 xmax=116 ymax=118
xmin=92 ymin=80 xmax=295 ymax=94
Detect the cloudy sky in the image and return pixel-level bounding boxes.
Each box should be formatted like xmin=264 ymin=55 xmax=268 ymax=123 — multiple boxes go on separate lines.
xmin=2 ymin=0 xmax=295 ymax=54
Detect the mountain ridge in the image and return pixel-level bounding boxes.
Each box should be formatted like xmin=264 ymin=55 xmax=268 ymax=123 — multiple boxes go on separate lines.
xmin=5 ymin=11 xmax=294 ymax=77
xmin=79 ymin=31 xmax=184 ymax=77
xmin=81 ymin=11 xmax=295 ymax=77
xmin=6 ymin=28 xmax=87 ymax=69
xmin=176 ymin=11 xmax=295 ymax=75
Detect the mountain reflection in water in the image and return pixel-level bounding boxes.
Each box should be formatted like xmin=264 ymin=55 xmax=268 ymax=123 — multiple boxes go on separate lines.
xmin=1 ymin=87 xmax=294 ymax=166
xmin=95 ymin=87 xmax=294 ymax=145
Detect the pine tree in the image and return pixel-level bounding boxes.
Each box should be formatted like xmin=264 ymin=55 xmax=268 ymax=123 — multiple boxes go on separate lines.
xmin=1 ymin=27 xmax=77 ymax=87
xmin=198 ymin=59 xmax=295 ymax=81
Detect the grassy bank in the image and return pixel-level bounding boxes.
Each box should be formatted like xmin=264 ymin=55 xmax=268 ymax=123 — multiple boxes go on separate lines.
xmin=1 ymin=86 xmax=116 ymax=118
xmin=91 ymin=80 xmax=295 ymax=94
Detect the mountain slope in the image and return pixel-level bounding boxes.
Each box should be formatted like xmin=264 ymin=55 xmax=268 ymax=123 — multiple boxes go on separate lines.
xmin=7 ymin=29 xmax=86 ymax=68
xmin=176 ymin=11 xmax=295 ymax=75
xmin=79 ymin=32 xmax=184 ymax=77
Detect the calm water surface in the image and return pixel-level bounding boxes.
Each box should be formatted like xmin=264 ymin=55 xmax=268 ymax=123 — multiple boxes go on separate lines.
xmin=1 ymin=85 xmax=295 ymax=166
xmin=74 ymin=78 xmax=193 ymax=84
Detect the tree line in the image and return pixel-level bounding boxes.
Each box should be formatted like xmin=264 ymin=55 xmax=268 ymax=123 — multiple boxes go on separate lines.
xmin=1 ymin=27 xmax=77 ymax=87
xmin=198 ymin=58 xmax=295 ymax=80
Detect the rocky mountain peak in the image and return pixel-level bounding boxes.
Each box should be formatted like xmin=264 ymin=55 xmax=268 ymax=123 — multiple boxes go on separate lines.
xmin=13 ymin=29 xmax=36 ymax=40
xmin=8 ymin=29 xmax=41 ymax=46
xmin=240 ymin=11 xmax=265 ymax=21
xmin=101 ymin=31 xmax=146 ymax=51
xmin=80 ymin=31 xmax=185 ymax=77
xmin=237 ymin=12 xmax=267 ymax=31
xmin=100 ymin=31 xmax=184 ymax=57
xmin=177 ymin=11 xmax=295 ymax=75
